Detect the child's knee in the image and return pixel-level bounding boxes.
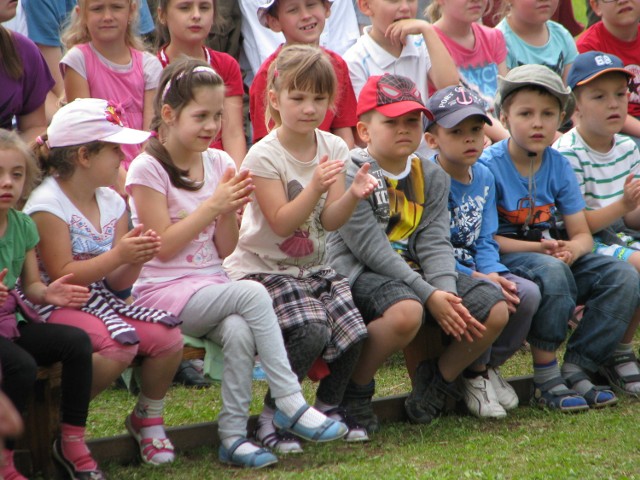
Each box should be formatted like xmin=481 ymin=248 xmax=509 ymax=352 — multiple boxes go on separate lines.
xmin=486 ymin=301 xmax=509 ymax=330
xmin=215 ymin=314 xmax=256 ymax=354
xmin=385 ymin=300 xmax=423 ymax=337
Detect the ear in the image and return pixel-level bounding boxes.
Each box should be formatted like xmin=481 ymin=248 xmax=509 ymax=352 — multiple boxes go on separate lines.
xmin=499 ymin=111 xmax=509 ymax=130
xmin=266 ymin=13 xmax=283 ymax=33
xmin=557 ymin=110 xmax=566 ymax=128
xmin=324 ymin=1 xmax=332 ymax=19
xmin=161 ymin=103 xmax=176 ymax=126
xmin=128 ymin=0 xmax=137 ymax=20
xmin=356 ymin=120 xmax=371 ymax=144
xmin=157 ymin=5 xmax=166 ymax=25
xmin=424 ymin=130 xmax=439 ymax=150
xmin=357 ymin=0 xmax=373 ymax=17
xmin=77 ymin=146 xmax=92 ymax=168
xmin=589 ymin=0 xmax=603 ymax=17
xmin=268 ymin=89 xmax=280 ymax=112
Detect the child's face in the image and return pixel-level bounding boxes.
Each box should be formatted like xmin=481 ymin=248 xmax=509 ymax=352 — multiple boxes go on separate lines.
xmin=85 ymin=143 xmax=124 ymax=187
xmin=500 ymin=89 xmax=563 ymax=157
xmin=359 ymin=0 xmax=418 ymax=33
xmin=160 ymin=0 xmax=214 ymax=45
xmin=267 ymin=0 xmax=330 ymax=45
xmin=590 ymin=0 xmax=640 ymax=29
xmin=357 ymin=110 xmax=423 ymax=164
xmin=575 ymin=73 xmax=629 ymax=139
xmin=0 ymin=149 xmax=26 ymax=211
xmin=269 ymin=88 xmax=330 ymax=136
xmin=164 ymin=85 xmax=225 ymax=153
xmin=0 ymin=0 xmax=18 ymax=22
xmin=424 ymin=116 xmax=486 ymax=167
xmin=508 ymin=0 xmax=559 ymax=26
xmin=439 ymin=0 xmax=486 ymax=24
xmin=82 ymin=0 xmax=134 ymax=45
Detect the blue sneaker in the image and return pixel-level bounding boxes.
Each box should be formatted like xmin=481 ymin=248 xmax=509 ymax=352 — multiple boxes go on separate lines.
xmin=218 ymin=438 xmax=277 ymax=469
xmin=273 ymin=405 xmax=347 ymax=442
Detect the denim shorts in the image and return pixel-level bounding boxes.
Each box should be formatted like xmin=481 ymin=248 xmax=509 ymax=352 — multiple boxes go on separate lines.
xmin=351 ymin=270 xmax=503 ymax=325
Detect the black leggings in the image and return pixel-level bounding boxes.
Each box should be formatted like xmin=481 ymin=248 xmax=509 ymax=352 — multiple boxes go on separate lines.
xmin=0 ymin=323 xmax=93 ymax=447
xmin=265 ymin=323 xmax=363 ymax=408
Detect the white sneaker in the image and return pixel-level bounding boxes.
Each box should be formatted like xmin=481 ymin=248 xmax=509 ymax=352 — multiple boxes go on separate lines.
xmin=487 ymin=367 xmax=519 ymax=410
xmin=461 ymin=375 xmax=507 ymax=419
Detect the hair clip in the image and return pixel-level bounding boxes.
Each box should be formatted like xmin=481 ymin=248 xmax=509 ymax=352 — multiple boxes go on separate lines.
xmin=35 ymin=135 xmax=45 ymax=146
xmin=161 ymin=66 xmax=219 ymax=103
xmin=149 ymin=130 xmax=159 ymax=138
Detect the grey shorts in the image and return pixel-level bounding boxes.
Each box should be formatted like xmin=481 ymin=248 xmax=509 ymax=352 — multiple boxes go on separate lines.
xmin=351 ymin=270 xmax=503 ymax=325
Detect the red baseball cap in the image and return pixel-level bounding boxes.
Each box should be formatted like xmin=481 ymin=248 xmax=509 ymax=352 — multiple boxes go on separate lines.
xmin=356 ymin=74 xmax=433 ymax=120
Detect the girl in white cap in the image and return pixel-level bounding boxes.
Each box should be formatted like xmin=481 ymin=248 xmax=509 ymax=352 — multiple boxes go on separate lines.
xmin=25 ymin=98 xmax=185 ymax=467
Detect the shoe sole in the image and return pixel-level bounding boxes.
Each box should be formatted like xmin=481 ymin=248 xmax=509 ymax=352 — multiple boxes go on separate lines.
xmin=530 ymin=398 xmax=589 ymax=413
xmin=52 ymin=440 xmax=77 ymax=480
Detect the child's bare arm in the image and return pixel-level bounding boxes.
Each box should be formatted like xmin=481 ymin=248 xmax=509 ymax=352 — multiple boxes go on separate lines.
xmin=622 ymin=115 xmax=640 ymax=139
xmin=130 ymin=168 xmax=253 ymax=261
xmin=583 ymin=174 xmax=640 ymax=233
xmin=252 ymin=156 xmax=345 ymax=238
xmin=332 ymin=127 xmax=355 ymax=150
xmin=549 ymin=211 xmax=593 ymax=265
xmin=320 ymin=164 xmax=378 ymax=231
xmin=143 ymin=89 xmax=156 ymax=131
xmin=62 ymin=67 xmax=91 ymax=102
xmin=221 ymin=95 xmax=248 ymax=168
xmin=385 ymin=19 xmax=459 ymax=90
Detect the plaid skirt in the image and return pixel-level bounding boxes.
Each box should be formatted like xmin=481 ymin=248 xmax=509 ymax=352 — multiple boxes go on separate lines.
xmin=245 ymin=268 xmax=368 ymax=362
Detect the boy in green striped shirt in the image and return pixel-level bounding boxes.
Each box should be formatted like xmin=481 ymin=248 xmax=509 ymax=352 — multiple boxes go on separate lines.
xmin=554 ymin=51 xmax=640 ymax=397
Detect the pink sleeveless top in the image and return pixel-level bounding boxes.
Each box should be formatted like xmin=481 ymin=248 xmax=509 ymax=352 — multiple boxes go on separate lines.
xmin=78 ymin=43 xmax=145 ymax=170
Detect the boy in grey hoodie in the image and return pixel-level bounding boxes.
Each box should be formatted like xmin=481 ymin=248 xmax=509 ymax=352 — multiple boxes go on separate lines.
xmin=327 ymin=74 xmax=508 ymax=430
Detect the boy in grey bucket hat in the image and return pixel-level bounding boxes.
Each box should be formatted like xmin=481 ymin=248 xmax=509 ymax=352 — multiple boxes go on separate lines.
xmin=495 ymin=64 xmax=575 ymax=119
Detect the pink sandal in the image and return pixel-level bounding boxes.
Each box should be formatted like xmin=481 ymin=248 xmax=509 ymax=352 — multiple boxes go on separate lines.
xmin=125 ymin=414 xmax=175 ymax=465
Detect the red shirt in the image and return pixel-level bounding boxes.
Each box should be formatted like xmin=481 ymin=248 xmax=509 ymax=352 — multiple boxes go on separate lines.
xmin=577 ymin=22 xmax=640 ymax=117
xmin=249 ymin=45 xmax=358 ymax=143
xmin=158 ymin=45 xmax=244 ymax=150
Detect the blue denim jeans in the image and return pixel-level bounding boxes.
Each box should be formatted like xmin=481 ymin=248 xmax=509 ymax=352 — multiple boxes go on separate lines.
xmin=500 ymin=252 xmax=640 ymax=372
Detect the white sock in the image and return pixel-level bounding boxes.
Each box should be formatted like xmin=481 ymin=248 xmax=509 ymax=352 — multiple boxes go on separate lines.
xmin=561 ymin=363 xmax=594 ymax=395
xmin=133 ymin=394 xmax=174 ymax=463
xmin=275 ymin=393 xmax=329 ymax=429
xmin=223 ymin=436 xmax=261 ymax=456
xmin=256 ymin=406 xmax=276 ymax=440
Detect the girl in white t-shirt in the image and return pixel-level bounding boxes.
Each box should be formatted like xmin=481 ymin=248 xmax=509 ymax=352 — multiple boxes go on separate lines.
xmin=126 ymin=58 xmax=347 ymax=469
xmin=223 ymin=45 xmax=378 ymax=452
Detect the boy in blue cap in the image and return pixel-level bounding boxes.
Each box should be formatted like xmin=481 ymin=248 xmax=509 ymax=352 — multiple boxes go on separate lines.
xmin=554 ymin=51 xmax=640 ymax=397
xmin=425 ymin=85 xmax=540 ymax=418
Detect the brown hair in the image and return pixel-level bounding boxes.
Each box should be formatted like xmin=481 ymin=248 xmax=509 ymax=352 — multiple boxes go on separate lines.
xmin=0 ymin=130 xmax=40 ymax=204
xmin=0 ymin=27 xmax=23 ymax=80
xmin=500 ymin=85 xmax=562 ymax=114
xmin=265 ymin=44 xmax=337 ymax=130
xmin=146 ymin=58 xmax=225 ymax=190
xmin=62 ymin=0 xmax=146 ymax=51
xmin=32 ymin=134 xmax=105 ymax=181
xmin=155 ymin=0 xmax=218 ymax=50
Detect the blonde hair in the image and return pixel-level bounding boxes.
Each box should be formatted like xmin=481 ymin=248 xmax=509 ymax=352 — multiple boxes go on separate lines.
xmin=0 ymin=129 xmax=41 ymax=204
xmin=265 ymin=45 xmax=337 ymax=130
xmin=62 ymin=0 xmax=146 ymax=51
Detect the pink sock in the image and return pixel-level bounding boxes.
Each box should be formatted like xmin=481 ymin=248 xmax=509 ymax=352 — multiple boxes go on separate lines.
xmin=60 ymin=423 xmax=98 ymax=472
xmin=0 ymin=449 xmax=27 ymax=480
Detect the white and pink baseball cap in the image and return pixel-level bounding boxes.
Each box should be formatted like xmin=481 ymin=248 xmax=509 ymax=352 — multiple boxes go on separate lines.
xmin=47 ymin=98 xmax=150 ymax=148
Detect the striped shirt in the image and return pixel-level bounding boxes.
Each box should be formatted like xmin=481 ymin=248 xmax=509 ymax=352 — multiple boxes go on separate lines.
xmin=554 ymin=128 xmax=640 ymax=210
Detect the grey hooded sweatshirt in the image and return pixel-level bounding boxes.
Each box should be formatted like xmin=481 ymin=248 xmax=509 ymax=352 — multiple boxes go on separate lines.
xmin=326 ymin=148 xmax=458 ymax=304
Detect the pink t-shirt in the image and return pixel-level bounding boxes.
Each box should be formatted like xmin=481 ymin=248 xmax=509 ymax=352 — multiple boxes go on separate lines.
xmin=577 ymin=22 xmax=640 ymax=117
xmin=434 ymin=23 xmax=506 ymax=113
xmin=157 ymin=45 xmax=244 ymax=150
xmin=125 ymin=149 xmax=235 ymax=315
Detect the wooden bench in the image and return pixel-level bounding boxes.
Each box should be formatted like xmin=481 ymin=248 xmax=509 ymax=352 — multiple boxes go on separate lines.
xmin=15 ymin=346 xmax=206 ymax=478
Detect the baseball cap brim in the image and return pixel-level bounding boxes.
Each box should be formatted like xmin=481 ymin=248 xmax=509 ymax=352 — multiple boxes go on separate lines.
xmin=375 ymin=101 xmax=434 ymax=120
xmin=101 ymin=128 xmax=151 ymax=145
xmin=575 ymin=68 xmax=633 ymax=87
xmin=432 ymin=108 xmax=493 ymax=129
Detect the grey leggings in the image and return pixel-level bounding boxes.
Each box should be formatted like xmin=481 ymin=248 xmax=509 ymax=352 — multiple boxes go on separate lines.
xmin=179 ymin=280 xmax=301 ymax=440
xmin=265 ymin=323 xmax=363 ymax=409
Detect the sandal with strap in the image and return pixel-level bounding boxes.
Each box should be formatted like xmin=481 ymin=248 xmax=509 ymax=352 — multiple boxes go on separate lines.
xmin=273 ymin=405 xmax=347 ymax=442
xmin=564 ymin=371 xmax=618 ymax=409
xmin=52 ymin=438 xmax=105 ymax=480
xmin=125 ymin=414 xmax=175 ymax=465
xmin=599 ymin=351 xmax=640 ymax=398
xmin=218 ymin=438 xmax=277 ymax=469
xmin=254 ymin=422 xmax=303 ymax=454
xmin=531 ymin=376 xmax=589 ymax=412
xmin=324 ymin=407 xmax=369 ymax=442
